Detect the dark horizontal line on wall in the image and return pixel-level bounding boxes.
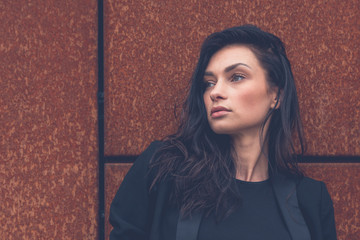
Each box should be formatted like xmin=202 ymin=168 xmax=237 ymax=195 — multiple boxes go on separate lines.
xmin=298 ymin=155 xmax=360 ymax=163
xmin=104 ymin=155 xmax=360 ymax=164
xmin=105 ymin=155 xmax=138 ymax=163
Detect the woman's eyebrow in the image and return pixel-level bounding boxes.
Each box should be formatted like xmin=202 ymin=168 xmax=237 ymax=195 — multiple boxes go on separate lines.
xmin=224 ymin=63 xmax=251 ymax=72
xmin=204 ymin=72 xmax=215 ymax=77
xmin=204 ymin=63 xmax=251 ymax=77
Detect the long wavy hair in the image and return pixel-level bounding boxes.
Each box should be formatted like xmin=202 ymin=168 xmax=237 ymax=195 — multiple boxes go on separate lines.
xmin=149 ymin=25 xmax=305 ymax=220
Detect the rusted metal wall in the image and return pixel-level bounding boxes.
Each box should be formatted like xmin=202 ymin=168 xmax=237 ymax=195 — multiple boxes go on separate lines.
xmin=1 ymin=1 xmax=98 ymax=239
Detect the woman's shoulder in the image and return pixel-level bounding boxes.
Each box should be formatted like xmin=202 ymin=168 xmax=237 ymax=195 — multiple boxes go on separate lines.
xmin=132 ymin=140 xmax=165 ymax=165
xmin=296 ymin=175 xmax=332 ymax=206
xmin=148 ymin=140 xmax=164 ymax=149
xmin=297 ymin=176 xmax=326 ymax=192
xmin=272 ymin=173 xmax=331 ymax=205
xmin=295 ymin=176 xmax=336 ymax=239
xmin=123 ymin=140 xmax=164 ymax=180
xmin=140 ymin=140 xmax=164 ymax=157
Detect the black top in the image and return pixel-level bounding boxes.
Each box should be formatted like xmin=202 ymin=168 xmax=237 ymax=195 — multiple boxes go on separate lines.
xmin=198 ymin=179 xmax=291 ymax=240
xmin=157 ymin=179 xmax=291 ymax=240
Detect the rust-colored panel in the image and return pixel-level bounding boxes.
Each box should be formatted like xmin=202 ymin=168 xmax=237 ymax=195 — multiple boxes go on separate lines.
xmin=105 ymin=163 xmax=132 ymax=239
xmin=0 ymin=1 xmax=98 ymax=239
xmin=105 ymin=0 xmax=359 ymax=156
xmin=105 ymin=163 xmax=360 ymax=239
xmin=301 ymin=163 xmax=360 ymax=239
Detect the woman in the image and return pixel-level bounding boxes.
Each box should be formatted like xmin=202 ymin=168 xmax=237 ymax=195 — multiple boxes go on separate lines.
xmin=109 ymin=25 xmax=337 ymax=240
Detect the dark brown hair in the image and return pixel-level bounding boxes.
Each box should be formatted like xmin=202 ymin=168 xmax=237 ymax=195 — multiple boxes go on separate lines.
xmin=149 ymin=25 xmax=305 ymax=220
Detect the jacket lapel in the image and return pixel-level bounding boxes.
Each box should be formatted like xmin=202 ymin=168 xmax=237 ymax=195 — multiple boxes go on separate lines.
xmin=176 ymin=212 xmax=202 ymax=240
xmin=271 ymin=174 xmax=311 ymax=240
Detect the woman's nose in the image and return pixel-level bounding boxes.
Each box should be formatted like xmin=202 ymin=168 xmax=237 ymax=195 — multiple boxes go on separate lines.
xmin=210 ymin=81 xmax=227 ymax=101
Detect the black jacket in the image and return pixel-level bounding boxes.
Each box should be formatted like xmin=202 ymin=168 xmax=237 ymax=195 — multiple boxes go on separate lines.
xmin=109 ymin=141 xmax=337 ymax=240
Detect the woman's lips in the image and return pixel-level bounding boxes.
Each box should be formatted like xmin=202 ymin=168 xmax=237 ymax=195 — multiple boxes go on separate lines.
xmin=210 ymin=106 xmax=230 ymax=118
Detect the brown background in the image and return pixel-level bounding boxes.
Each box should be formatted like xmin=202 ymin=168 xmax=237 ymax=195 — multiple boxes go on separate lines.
xmin=105 ymin=0 xmax=359 ymax=156
xmin=1 ymin=1 xmax=98 ymax=239
xmin=1 ymin=0 xmax=359 ymax=239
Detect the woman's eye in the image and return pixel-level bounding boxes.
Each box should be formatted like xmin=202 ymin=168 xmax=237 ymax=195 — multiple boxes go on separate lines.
xmin=204 ymin=81 xmax=215 ymax=88
xmin=231 ymin=74 xmax=245 ymax=82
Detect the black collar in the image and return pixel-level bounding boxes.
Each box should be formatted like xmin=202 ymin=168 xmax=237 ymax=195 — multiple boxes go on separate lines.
xmin=271 ymin=174 xmax=311 ymax=240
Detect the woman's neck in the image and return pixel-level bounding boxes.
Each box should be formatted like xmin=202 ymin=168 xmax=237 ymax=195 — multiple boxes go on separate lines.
xmin=232 ymin=133 xmax=269 ymax=182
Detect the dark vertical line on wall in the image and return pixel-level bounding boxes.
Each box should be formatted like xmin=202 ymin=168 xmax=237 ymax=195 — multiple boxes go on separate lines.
xmin=97 ymin=0 xmax=105 ymax=239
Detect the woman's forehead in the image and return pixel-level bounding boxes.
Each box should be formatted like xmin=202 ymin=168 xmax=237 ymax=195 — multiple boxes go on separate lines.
xmin=205 ymin=45 xmax=262 ymax=73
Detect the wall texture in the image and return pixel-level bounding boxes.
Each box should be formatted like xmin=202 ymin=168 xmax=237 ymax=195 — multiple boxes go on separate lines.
xmin=104 ymin=0 xmax=359 ymax=156
xmin=104 ymin=0 xmax=359 ymax=240
xmin=0 ymin=1 xmax=98 ymax=239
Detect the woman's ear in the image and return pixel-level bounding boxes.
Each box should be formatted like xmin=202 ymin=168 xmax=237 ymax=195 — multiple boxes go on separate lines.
xmin=270 ymin=88 xmax=281 ymax=109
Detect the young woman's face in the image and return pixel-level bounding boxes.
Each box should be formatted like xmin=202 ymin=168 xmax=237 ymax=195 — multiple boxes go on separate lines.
xmin=203 ymin=45 xmax=278 ymax=137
